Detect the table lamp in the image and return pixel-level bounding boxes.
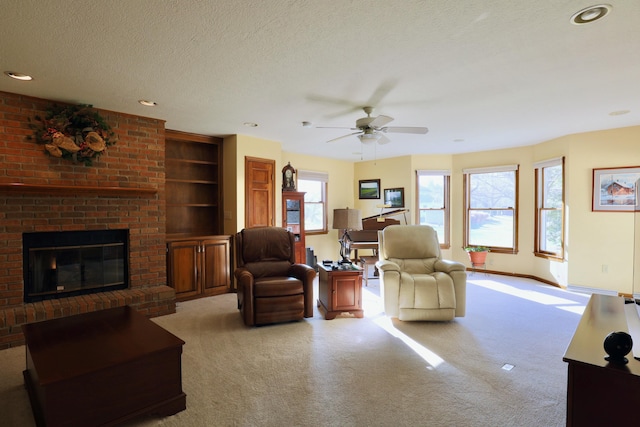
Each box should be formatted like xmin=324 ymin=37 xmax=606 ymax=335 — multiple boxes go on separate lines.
xmin=332 ymin=207 xmax=362 ymax=264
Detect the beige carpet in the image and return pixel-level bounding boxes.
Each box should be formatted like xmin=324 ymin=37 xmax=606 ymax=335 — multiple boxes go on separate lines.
xmin=0 ymin=274 xmax=589 ymax=426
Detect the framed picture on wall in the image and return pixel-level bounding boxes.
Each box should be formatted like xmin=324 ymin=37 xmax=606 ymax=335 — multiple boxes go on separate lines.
xmin=384 ymin=188 xmax=405 ymax=208
xmin=359 ymin=179 xmax=380 ymax=199
xmin=592 ymin=166 xmax=640 ymax=212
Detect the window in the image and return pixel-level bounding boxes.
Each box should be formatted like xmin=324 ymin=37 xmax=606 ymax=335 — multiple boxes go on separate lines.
xmin=534 ymin=157 xmax=564 ymax=259
xmin=297 ymin=170 xmax=328 ymax=234
xmin=416 ymin=170 xmax=450 ymax=247
xmin=464 ymin=165 xmax=519 ymax=253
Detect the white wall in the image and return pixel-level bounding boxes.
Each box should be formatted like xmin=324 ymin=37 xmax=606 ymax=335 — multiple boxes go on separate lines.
xmin=562 ymin=126 xmax=640 ymax=294
xmin=225 ymin=134 xmax=283 ymax=233
xmin=225 ymin=125 xmax=640 ymax=295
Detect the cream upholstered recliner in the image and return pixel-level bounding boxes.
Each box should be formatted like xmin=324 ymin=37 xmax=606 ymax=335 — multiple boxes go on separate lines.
xmin=376 ymin=225 xmax=466 ymax=321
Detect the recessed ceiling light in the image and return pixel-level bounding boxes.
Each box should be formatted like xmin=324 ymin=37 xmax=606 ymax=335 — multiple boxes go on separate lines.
xmin=609 ymin=110 xmax=630 ymax=116
xmin=570 ymin=4 xmax=611 ymax=25
xmin=4 ymin=71 xmax=33 ymax=81
xmin=138 ymin=100 xmax=157 ymax=107
xmin=243 ymin=122 xmax=258 ymax=127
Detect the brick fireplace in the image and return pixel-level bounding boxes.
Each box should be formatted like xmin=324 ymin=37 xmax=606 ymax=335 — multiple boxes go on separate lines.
xmin=0 ymin=91 xmax=175 ymax=349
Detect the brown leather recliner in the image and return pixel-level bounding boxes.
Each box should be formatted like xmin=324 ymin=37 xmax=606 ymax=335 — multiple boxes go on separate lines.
xmin=234 ymin=227 xmax=316 ymax=326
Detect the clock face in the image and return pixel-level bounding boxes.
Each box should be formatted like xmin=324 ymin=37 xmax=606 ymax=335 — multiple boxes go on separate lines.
xmin=285 ymin=170 xmax=292 ymax=178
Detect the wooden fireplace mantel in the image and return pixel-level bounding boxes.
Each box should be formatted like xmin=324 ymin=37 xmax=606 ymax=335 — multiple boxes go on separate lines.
xmin=0 ymin=182 xmax=157 ymax=197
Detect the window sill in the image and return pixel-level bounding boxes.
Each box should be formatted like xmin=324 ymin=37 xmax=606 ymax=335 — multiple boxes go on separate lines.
xmin=534 ymin=252 xmax=564 ymax=262
xmin=305 ymin=230 xmax=328 ymax=236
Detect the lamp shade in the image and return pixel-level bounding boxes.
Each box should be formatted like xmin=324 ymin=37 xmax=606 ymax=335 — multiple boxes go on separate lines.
xmin=333 ymin=208 xmax=362 ymax=231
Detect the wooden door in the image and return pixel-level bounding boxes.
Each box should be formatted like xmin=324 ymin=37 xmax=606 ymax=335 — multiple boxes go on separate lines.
xmin=245 ymin=157 xmax=275 ymax=228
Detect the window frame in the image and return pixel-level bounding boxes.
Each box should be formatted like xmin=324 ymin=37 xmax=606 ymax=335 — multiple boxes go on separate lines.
xmin=415 ymin=170 xmax=450 ymax=248
xmin=463 ymin=165 xmax=519 ymax=254
xmin=297 ymin=170 xmax=328 ymax=235
xmin=534 ymin=157 xmax=565 ymax=261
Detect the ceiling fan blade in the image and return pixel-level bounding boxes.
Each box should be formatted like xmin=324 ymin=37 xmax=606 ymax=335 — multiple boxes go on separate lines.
xmin=327 ymin=131 xmax=362 ymax=143
xmin=317 ymin=126 xmax=358 ymax=130
xmin=369 ymin=115 xmax=394 ymax=128
xmin=305 ymin=95 xmax=363 ymax=119
xmin=365 ymin=79 xmax=399 ymax=107
xmin=380 ymin=126 xmax=429 ymax=134
xmin=377 ymin=134 xmax=391 ymax=145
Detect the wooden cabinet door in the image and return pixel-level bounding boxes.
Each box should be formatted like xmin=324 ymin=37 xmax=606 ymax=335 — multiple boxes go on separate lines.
xmin=167 ymin=240 xmax=200 ymax=299
xmin=332 ymin=275 xmax=362 ymax=311
xmin=245 ymin=157 xmax=274 ymax=228
xmin=201 ymin=237 xmax=231 ymax=293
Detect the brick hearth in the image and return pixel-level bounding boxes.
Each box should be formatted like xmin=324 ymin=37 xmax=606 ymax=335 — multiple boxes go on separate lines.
xmin=0 ymin=91 xmax=175 ymax=349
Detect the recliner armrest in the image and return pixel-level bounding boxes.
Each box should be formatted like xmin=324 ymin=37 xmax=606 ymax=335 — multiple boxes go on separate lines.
xmin=234 ymin=267 xmax=255 ymax=325
xmin=234 ymin=267 xmax=254 ymax=283
xmin=288 ymin=263 xmax=315 ymax=281
xmin=434 ymin=259 xmax=466 ymax=273
xmin=376 ymin=259 xmax=400 ymax=271
xmin=288 ymin=263 xmax=316 ymax=318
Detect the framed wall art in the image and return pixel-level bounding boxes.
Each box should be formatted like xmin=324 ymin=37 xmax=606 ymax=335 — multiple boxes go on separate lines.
xmin=384 ymin=187 xmax=405 ymax=208
xmin=592 ymin=166 xmax=640 ymax=212
xmin=359 ymin=179 xmax=380 ymax=199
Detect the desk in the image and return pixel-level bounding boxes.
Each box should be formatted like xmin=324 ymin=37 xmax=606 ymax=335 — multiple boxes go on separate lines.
xmin=563 ymin=294 xmax=640 ymax=426
xmin=22 ymin=306 xmax=186 ymax=426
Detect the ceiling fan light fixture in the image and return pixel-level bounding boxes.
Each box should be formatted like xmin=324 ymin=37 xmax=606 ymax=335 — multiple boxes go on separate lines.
xmin=570 ymin=4 xmax=611 ymax=25
xmin=358 ymin=133 xmax=381 ymax=144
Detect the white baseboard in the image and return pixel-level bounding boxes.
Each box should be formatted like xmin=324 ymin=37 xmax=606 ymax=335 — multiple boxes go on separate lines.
xmin=566 ymin=285 xmax=618 ymax=296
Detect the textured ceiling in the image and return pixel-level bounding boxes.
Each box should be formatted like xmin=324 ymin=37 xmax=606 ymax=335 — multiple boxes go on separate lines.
xmin=1 ymin=0 xmax=639 ymax=161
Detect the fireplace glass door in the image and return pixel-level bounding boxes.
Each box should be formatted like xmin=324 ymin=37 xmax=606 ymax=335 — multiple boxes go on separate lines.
xmin=23 ymin=230 xmax=129 ymax=303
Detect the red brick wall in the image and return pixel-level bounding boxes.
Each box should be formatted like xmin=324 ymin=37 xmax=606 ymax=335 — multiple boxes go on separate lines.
xmin=0 ymin=91 xmax=174 ymax=347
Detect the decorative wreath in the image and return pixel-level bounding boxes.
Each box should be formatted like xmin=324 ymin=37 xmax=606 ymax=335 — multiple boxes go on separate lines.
xmin=28 ymin=104 xmax=116 ymax=166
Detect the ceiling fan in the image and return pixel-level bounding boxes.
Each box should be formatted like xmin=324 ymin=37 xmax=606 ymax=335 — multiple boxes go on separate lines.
xmin=319 ymin=106 xmax=428 ymax=145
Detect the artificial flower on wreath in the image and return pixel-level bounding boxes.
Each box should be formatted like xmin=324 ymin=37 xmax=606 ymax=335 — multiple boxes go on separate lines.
xmin=28 ymin=104 xmax=116 ymax=166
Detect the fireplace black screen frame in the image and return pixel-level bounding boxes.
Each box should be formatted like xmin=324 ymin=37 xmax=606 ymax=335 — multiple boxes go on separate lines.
xmin=23 ymin=229 xmax=130 ymax=303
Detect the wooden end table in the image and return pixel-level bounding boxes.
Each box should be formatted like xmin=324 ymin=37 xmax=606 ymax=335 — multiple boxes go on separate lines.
xmin=317 ymin=263 xmax=363 ymax=319
xmin=22 ymin=306 xmax=186 ymax=426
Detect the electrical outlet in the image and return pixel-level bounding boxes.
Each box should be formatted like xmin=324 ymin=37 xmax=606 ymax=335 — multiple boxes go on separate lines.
xmin=602 ymin=264 xmax=608 ymax=273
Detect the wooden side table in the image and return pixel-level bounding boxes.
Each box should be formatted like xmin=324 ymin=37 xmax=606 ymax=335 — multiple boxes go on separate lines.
xmin=317 ymin=264 xmax=363 ymax=319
